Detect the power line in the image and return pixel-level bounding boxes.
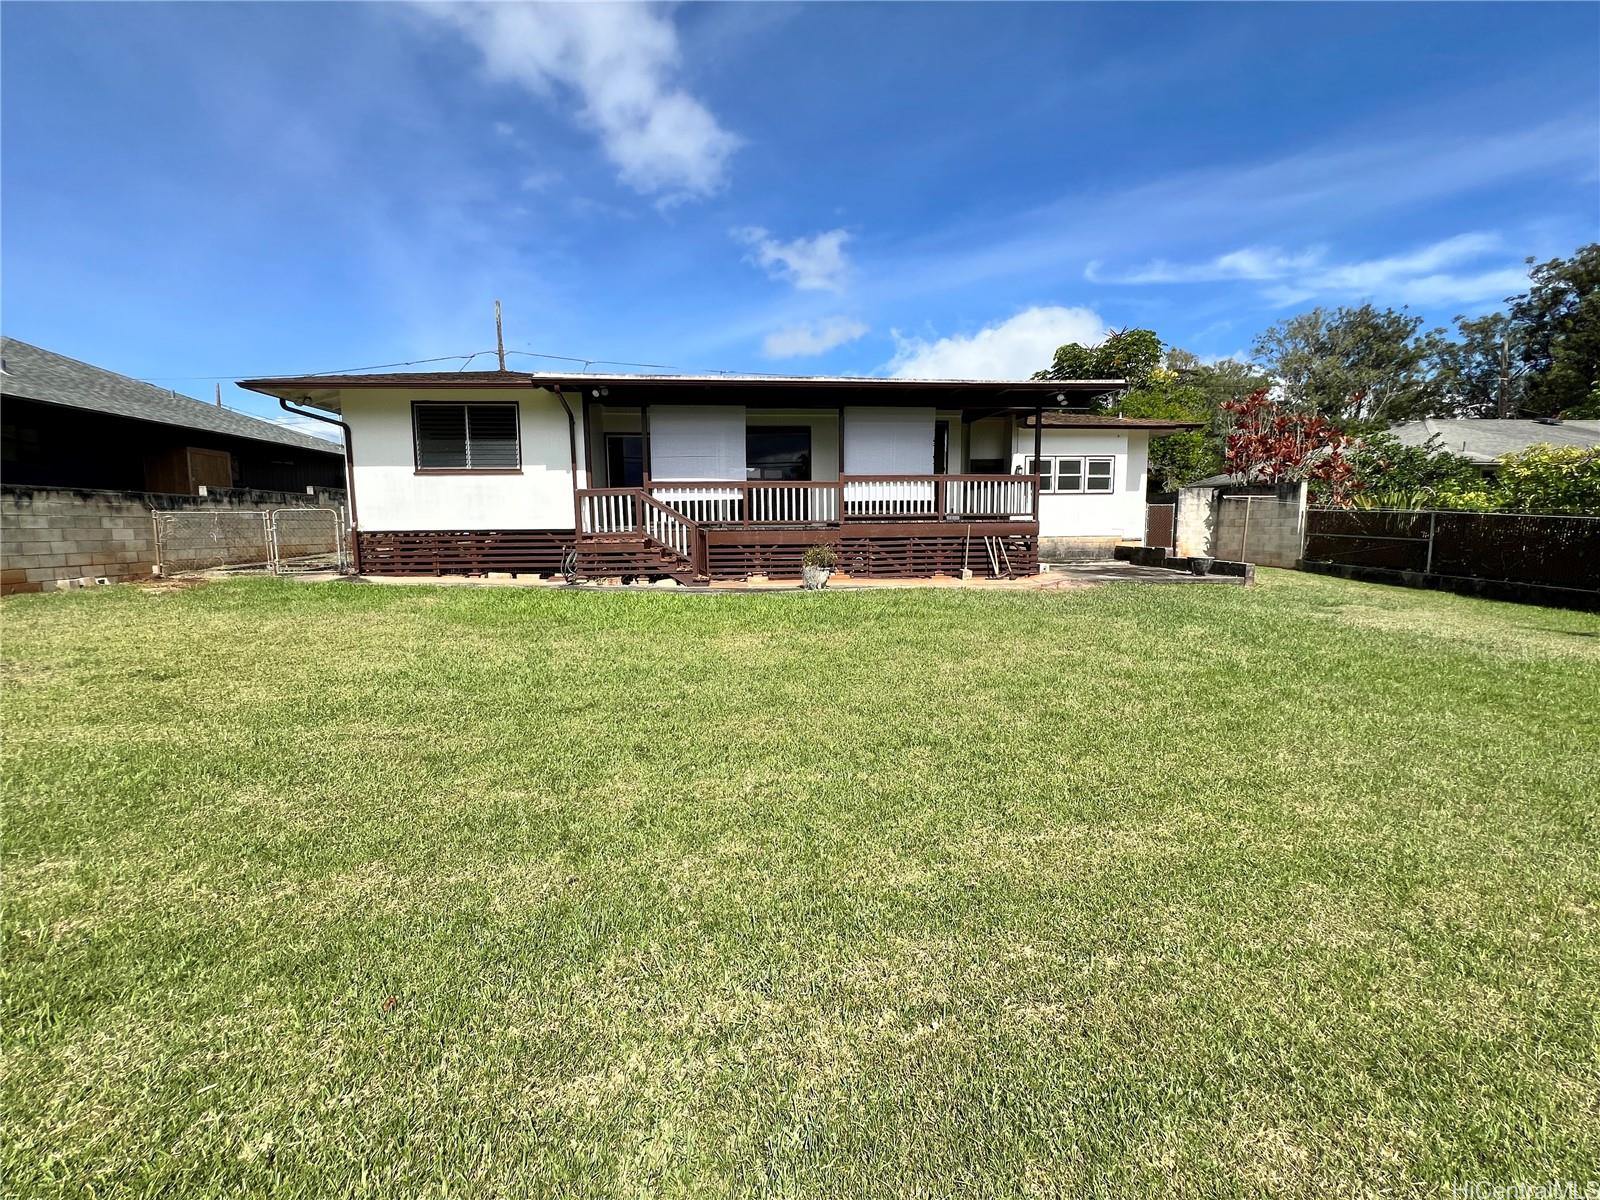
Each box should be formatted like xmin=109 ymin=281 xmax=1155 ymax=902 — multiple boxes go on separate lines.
xmin=133 ymin=345 xmax=831 ymax=388
xmin=133 ymin=352 xmax=496 ymax=383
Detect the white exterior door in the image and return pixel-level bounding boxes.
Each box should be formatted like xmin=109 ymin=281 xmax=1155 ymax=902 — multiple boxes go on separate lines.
xmin=648 ymin=405 xmax=746 ymax=481
xmin=842 ymin=407 xmax=935 ymax=474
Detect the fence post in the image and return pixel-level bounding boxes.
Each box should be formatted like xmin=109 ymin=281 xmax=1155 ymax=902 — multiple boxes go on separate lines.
xmin=1240 ymin=496 xmax=1252 ymax=563
xmin=1425 ymin=511 xmax=1436 ymax=575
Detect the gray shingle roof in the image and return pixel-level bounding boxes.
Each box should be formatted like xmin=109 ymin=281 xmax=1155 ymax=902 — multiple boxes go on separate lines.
xmin=1 ymin=337 xmax=341 ymax=456
xmin=1390 ymin=418 xmax=1600 ymax=465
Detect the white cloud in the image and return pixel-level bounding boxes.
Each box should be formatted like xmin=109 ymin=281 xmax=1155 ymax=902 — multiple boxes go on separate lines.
xmin=733 ymin=227 xmax=851 ymax=292
xmin=887 ymin=306 xmax=1108 ymax=380
xmin=1088 ymin=247 xmax=1326 ymax=285
xmin=761 ymin=317 xmax=868 ymax=359
xmin=419 ymin=3 xmax=739 ymax=198
xmin=1092 ymin=232 xmax=1527 ymax=309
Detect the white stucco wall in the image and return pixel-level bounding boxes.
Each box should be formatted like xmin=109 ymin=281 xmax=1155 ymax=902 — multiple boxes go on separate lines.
xmin=1013 ymin=428 xmax=1149 ymax=540
xmin=342 ymin=387 xmax=578 ymax=531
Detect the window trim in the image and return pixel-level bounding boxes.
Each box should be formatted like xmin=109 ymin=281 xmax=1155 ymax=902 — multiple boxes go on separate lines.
xmin=1084 ymin=455 xmax=1115 ymax=494
xmin=412 ymin=401 xmax=523 ymax=475
xmin=1030 ymin=454 xmax=1116 ymax=495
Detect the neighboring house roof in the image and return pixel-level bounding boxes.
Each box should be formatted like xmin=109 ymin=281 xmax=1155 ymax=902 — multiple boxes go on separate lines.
xmin=1389 ymin=417 xmax=1600 ymax=466
xmin=1 ymin=336 xmax=341 ymax=456
xmin=238 ymin=369 xmax=1126 ymax=414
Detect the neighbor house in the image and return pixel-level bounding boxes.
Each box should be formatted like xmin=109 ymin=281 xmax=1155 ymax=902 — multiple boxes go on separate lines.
xmin=1389 ymin=417 xmax=1600 ymax=472
xmin=2 ymin=337 xmax=345 ymax=495
xmin=237 ymin=369 xmax=1200 ymax=581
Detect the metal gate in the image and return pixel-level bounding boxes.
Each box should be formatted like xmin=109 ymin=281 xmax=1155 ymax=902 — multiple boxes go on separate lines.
xmin=154 ymin=507 xmax=348 ymax=577
xmin=1145 ymin=503 xmax=1176 ymax=550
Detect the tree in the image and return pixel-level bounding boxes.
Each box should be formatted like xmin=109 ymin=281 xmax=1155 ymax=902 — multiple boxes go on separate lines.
xmin=1111 ymin=367 xmax=1219 ymax=490
xmin=1221 ymin=389 xmax=1356 ymax=503
xmin=1509 ymin=244 xmax=1600 ymax=418
xmin=1034 ymin=328 xmax=1163 ymax=398
xmin=1178 ymin=357 xmax=1272 ymax=414
xmin=1434 ymin=312 xmax=1528 ymax=418
xmin=1034 ymin=330 xmax=1223 ymax=487
xmin=1252 ymin=304 xmax=1448 ymax=426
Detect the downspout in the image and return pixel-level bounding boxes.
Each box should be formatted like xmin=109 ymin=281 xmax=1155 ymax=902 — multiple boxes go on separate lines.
xmin=552 ymin=383 xmax=582 ymax=536
xmin=279 ymin=396 xmax=362 ymax=575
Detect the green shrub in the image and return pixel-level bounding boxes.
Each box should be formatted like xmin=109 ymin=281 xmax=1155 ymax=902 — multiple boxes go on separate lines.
xmin=1493 ymin=444 xmax=1600 ymax=514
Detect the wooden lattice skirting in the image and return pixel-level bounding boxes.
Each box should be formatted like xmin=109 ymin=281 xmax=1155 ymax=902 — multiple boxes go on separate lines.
xmin=358 ymin=525 xmax=1038 ymax=580
xmin=704 ymin=526 xmax=1038 ymax=580
xmin=358 ymin=530 xmax=573 ymax=576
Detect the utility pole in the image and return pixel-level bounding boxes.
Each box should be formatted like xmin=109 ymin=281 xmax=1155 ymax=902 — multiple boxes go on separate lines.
xmin=495 ymin=299 xmax=506 ymax=372
xmin=1497 ymin=329 xmax=1511 ymax=419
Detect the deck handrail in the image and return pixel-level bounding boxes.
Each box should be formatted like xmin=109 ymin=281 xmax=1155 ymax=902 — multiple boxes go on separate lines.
xmin=646 ymin=474 xmax=1037 ymax=522
xmin=635 ymin=490 xmax=698 ymax=566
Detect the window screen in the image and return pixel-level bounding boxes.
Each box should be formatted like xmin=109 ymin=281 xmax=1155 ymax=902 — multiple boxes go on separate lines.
xmin=414 ymin=403 xmax=520 ymax=470
xmin=1056 ymin=458 xmax=1085 ymax=493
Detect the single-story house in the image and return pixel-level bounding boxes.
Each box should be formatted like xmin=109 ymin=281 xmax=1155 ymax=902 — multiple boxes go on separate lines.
xmin=2 ymin=337 xmax=346 ymax=494
xmin=1389 ymin=417 xmax=1600 ymax=471
xmin=237 ymin=369 xmax=1201 ymax=581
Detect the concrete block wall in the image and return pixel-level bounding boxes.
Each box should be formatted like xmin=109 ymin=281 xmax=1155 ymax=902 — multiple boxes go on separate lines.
xmin=1212 ymin=485 xmax=1307 ymax=568
xmin=1 ymin=485 xmax=344 ymax=595
xmin=1176 ymin=482 xmax=1306 ymax=568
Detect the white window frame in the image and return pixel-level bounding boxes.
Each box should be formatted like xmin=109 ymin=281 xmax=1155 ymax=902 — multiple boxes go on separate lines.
xmin=1029 ymin=455 xmax=1116 ymax=495
xmin=1084 ymin=456 xmax=1115 ymax=494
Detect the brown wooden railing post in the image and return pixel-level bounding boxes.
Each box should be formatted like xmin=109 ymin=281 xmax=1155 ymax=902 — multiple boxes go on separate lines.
xmin=935 ymin=475 xmax=947 ymax=522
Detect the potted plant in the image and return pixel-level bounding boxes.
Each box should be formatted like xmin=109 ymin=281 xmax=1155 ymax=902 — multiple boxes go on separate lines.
xmin=802 ymin=543 xmax=836 ymax=590
xmin=1189 ymin=555 xmax=1215 ymax=576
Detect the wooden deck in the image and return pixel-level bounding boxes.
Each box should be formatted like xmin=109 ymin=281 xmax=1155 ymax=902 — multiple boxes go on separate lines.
xmin=576 ymin=475 xmax=1040 ymax=581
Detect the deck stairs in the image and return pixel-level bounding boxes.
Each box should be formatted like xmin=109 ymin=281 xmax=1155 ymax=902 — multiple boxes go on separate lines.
xmin=574 ymin=487 xmax=707 ymax=584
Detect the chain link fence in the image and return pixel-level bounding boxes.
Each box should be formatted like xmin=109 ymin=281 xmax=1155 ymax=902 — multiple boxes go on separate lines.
xmin=154 ymin=507 xmax=348 ymax=577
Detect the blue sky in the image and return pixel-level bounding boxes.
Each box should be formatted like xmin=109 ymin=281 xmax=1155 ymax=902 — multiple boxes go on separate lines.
xmin=3 ymin=1 xmax=1597 ymax=436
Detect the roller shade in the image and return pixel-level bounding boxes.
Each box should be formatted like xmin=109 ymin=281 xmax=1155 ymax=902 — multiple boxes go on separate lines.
xmin=843 ymin=407 xmax=935 ymax=474
xmin=648 ymin=405 xmax=746 ymax=480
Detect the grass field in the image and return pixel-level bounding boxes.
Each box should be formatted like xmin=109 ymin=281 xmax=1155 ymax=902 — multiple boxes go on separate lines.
xmin=3 ymin=571 xmax=1598 ymax=1197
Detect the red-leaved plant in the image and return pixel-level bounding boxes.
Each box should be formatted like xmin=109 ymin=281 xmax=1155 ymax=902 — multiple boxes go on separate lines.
xmin=1221 ymin=389 xmax=1356 ymax=504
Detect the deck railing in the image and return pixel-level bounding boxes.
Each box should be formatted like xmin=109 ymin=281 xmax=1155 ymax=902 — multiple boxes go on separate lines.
xmin=944 ymin=476 xmax=1037 ymax=520
xmin=579 ymin=488 xmax=641 ymax=536
xmin=646 ymin=481 xmax=842 ymax=525
xmin=651 ymin=474 xmax=1037 ymax=524
xmin=637 ymin=492 xmax=695 ymax=562
xmin=580 ymin=474 xmax=1038 ymax=538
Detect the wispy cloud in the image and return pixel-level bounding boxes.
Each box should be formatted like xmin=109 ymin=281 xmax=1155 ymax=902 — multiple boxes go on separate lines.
xmin=1086 ymin=247 xmax=1327 ymax=285
xmin=761 ymin=317 xmax=868 ymax=359
xmin=1089 ymin=232 xmax=1528 ymax=308
xmin=733 ymin=227 xmax=852 ymax=292
xmin=861 ymin=116 xmax=1595 ymax=305
xmin=417 ymin=3 xmax=740 ymax=199
xmin=887 ymin=306 xmax=1107 ymax=380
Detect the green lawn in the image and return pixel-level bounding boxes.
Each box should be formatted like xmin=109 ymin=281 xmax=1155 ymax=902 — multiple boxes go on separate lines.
xmin=3 ymin=572 xmax=1598 ymax=1197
